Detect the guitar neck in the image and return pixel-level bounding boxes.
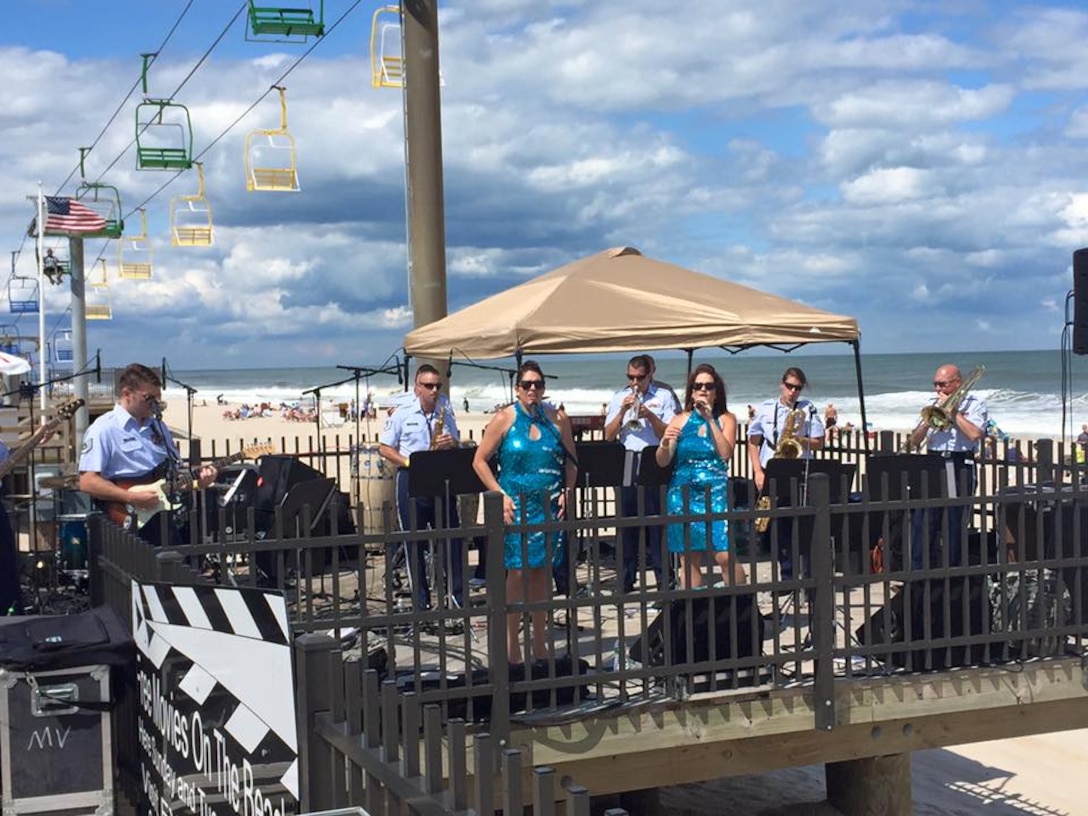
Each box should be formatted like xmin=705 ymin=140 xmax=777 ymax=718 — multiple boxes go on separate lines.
xmin=0 ymin=419 xmax=58 ymax=481
xmin=167 ymin=451 xmax=247 ymax=493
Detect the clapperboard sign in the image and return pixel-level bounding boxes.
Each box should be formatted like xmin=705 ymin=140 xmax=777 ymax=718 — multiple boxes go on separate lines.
xmin=131 ymin=580 xmax=299 ymax=816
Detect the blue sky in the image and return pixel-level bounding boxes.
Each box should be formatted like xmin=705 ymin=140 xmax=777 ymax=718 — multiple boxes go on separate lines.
xmin=3 ymin=0 xmax=1088 ymax=369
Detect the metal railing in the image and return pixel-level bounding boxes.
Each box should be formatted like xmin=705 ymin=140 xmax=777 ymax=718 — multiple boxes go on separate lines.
xmin=89 ymin=443 xmax=1088 ymax=811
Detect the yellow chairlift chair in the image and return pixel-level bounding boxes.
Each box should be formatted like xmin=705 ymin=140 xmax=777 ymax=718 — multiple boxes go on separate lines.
xmin=171 ymin=162 xmax=214 ymax=247
xmin=86 ymin=260 xmax=112 ymax=320
xmin=118 ymin=208 xmax=153 ymax=279
xmin=245 ymin=86 xmax=301 ymax=192
xmin=370 ymin=6 xmax=404 ymax=88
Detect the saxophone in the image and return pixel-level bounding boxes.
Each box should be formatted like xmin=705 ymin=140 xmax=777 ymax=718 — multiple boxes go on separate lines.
xmin=754 ymin=404 xmax=808 ymax=533
xmin=774 ymin=407 xmax=807 ymax=459
xmin=430 ymin=409 xmax=445 ymax=450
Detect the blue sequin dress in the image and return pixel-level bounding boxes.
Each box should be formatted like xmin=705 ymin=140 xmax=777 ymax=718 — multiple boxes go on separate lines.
xmin=498 ymin=405 xmax=566 ymax=569
xmin=666 ymin=412 xmax=730 ymax=553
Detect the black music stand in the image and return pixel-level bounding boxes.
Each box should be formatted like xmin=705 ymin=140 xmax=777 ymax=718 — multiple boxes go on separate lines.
xmin=573 ymin=441 xmax=624 ymax=489
xmin=406 ymin=449 xmax=477 ymax=620
xmin=279 ymin=477 xmax=337 ymax=536
xmin=865 ymin=453 xmax=948 ymax=502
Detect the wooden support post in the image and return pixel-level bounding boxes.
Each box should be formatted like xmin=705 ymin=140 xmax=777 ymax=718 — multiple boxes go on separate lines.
xmin=825 ymin=753 xmax=912 ymax=816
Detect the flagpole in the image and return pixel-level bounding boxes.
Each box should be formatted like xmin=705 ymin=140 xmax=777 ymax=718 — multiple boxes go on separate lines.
xmin=36 ymin=184 xmax=46 ymax=415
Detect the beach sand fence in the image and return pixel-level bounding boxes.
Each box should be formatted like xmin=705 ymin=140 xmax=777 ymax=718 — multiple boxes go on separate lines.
xmin=87 ymin=450 xmax=1088 ymax=813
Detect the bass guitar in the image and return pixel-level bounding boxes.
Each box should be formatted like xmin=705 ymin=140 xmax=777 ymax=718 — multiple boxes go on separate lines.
xmin=105 ymin=443 xmax=274 ymax=531
xmin=0 ymin=399 xmax=84 ymax=481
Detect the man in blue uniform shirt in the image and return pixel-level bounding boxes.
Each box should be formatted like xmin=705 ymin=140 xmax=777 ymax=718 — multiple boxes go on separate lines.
xmin=605 ymin=354 xmax=679 ymax=593
xmin=379 ymin=364 xmax=464 ymax=611
xmin=79 ymin=363 xmax=217 ymax=546
xmin=907 ymin=364 xmax=986 ymax=568
xmin=747 ymin=367 xmax=825 ymax=582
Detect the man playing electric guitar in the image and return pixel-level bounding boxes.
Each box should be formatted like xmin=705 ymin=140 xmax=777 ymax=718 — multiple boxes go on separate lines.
xmin=79 ymin=363 xmax=217 ymax=546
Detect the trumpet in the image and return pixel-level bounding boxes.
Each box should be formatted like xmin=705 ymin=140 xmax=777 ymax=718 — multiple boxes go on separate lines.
xmin=624 ymin=386 xmax=643 ymax=430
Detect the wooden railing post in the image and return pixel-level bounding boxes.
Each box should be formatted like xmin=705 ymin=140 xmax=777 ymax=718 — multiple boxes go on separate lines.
xmin=484 ymin=491 xmax=510 ymax=748
xmin=294 ymin=632 xmax=338 ymax=813
xmin=809 ymin=474 xmax=836 ymax=732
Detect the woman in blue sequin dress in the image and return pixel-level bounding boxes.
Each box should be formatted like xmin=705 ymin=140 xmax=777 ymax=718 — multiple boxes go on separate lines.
xmin=473 ymin=361 xmax=578 ymax=663
xmin=656 ymin=363 xmax=746 ymax=588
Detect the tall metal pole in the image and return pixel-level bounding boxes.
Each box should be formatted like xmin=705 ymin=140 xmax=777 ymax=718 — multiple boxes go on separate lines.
xmin=402 ymin=0 xmax=448 ymax=376
xmin=35 ymin=186 xmax=46 ymax=415
xmin=69 ymin=237 xmax=90 ymax=441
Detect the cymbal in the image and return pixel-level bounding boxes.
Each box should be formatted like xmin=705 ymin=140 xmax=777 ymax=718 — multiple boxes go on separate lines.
xmin=39 ymin=474 xmax=80 ymax=491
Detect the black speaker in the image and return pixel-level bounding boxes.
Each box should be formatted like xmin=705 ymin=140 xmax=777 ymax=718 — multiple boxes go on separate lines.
xmin=629 ymin=592 xmax=764 ymax=667
xmin=255 ymin=455 xmax=326 ymax=511
xmin=856 ymin=576 xmax=990 ymax=670
xmin=1074 ymin=248 xmax=1088 ymax=355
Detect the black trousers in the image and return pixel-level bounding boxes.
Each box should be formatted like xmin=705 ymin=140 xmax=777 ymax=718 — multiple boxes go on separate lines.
xmin=0 ymin=503 xmax=22 ymax=616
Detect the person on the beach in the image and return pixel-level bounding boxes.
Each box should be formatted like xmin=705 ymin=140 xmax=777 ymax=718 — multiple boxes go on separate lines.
xmin=824 ymin=402 xmax=839 ymax=443
xmin=747 ymin=367 xmax=824 ymax=583
xmin=656 ymin=363 xmax=744 ymax=588
xmin=472 ymin=360 xmax=577 ymax=664
xmin=604 ymin=353 xmax=679 ymax=594
xmin=78 ymin=363 xmax=217 ymax=547
xmin=379 ymin=364 xmax=464 ymax=613
xmin=1077 ymin=424 xmax=1088 ymax=465
xmin=906 ymin=363 xmax=986 ymax=569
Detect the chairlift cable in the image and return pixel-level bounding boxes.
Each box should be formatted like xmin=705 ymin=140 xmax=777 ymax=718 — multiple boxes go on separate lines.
xmin=53 ymin=0 xmax=200 ymax=195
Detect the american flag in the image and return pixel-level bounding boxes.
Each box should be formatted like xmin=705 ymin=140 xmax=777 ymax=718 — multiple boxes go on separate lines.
xmin=43 ymin=196 xmax=107 ymax=234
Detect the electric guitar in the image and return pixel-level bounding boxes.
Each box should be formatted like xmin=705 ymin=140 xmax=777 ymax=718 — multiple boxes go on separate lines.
xmin=0 ymin=399 xmax=84 ymax=481
xmin=105 ymin=443 xmax=275 ymax=531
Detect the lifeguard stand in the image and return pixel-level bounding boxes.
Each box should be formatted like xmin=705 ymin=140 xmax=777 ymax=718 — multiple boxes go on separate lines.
xmin=85 ymin=260 xmax=112 ymax=320
xmin=170 ymin=162 xmax=214 ymax=247
xmin=245 ymin=86 xmax=301 ymax=192
xmin=118 ymin=209 xmax=153 ymax=279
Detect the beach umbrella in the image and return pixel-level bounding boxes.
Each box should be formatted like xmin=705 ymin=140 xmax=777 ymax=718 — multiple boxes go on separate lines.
xmin=0 ymin=351 xmax=31 ymax=376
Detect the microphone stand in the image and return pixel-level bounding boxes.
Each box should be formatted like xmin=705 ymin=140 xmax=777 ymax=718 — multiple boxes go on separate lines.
xmin=161 ymin=361 xmax=198 ymax=444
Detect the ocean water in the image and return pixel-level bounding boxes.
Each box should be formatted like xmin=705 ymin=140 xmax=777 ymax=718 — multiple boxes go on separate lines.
xmin=166 ymin=349 xmax=1088 ymax=440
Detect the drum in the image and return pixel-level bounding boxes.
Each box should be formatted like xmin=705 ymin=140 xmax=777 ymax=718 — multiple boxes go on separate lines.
xmin=57 ymin=513 xmax=90 ymax=571
xmin=354 ymin=444 xmax=396 ymax=533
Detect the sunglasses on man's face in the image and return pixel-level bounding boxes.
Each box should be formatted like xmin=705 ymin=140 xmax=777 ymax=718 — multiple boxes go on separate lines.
xmin=519 ymin=380 xmax=545 ymax=390
xmin=418 ymin=382 xmax=442 ymax=391
xmin=782 ymin=382 xmax=804 ymax=392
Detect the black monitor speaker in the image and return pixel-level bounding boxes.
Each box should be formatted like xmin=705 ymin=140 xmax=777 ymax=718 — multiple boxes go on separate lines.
xmin=256 ymin=455 xmax=326 ymax=511
xmin=1074 ymin=247 xmax=1088 ymax=355
xmin=629 ymin=592 xmax=764 ymax=667
xmin=855 ymin=576 xmax=991 ymax=670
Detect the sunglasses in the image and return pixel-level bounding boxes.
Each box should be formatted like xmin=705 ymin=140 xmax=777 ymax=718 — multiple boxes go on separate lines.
xmin=418 ymin=382 xmax=442 ymax=391
xmin=933 ymin=380 xmax=955 ymax=388
xmin=519 ymin=380 xmax=545 ymax=390
xmin=782 ymin=382 xmax=804 ymax=392
xmin=627 ymin=373 xmax=647 ymax=381
xmin=691 ymin=382 xmax=716 ymax=391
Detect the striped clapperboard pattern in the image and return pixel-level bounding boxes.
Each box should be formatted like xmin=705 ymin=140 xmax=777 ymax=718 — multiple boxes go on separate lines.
xmin=131 ymin=580 xmax=299 ymax=807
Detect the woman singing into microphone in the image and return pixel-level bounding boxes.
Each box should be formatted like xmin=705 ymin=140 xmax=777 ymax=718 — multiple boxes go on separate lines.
xmin=473 ymin=360 xmax=577 ymax=664
xmin=656 ymin=363 xmax=745 ymax=588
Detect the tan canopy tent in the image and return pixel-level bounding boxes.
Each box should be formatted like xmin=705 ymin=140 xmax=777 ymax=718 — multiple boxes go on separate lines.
xmin=404 ymin=246 xmax=859 ymax=358
xmin=403 ymin=245 xmax=869 ymax=435
xmin=406 ymin=244 xmax=857 ymax=356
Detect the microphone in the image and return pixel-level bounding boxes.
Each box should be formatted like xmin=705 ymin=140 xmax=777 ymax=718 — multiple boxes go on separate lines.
xmin=95 ymin=351 xmax=101 ymax=384
xmin=161 ymin=356 xmax=167 ymax=384
xmin=446 ymin=351 xmax=453 ymax=380
xmin=150 ymin=398 xmax=164 ymax=420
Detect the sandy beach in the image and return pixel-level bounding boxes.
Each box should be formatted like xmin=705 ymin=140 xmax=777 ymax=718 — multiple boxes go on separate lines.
xmin=156 ymin=400 xmax=1084 ymax=815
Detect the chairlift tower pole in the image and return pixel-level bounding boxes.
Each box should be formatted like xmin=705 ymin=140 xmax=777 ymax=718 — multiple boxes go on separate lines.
xmin=402 ymin=0 xmax=448 ymax=379
xmin=68 ymin=237 xmax=90 ymax=441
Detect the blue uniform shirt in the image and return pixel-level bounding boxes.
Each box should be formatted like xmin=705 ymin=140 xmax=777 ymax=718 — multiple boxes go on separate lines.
xmin=380 ymin=396 xmax=460 ymax=458
xmin=749 ymin=397 xmax=824 ymax=467
xmin=926 ymin=393 xmax=987 ymax=453
xmin=78 ymin=404 xmax=179 ymax=479
xmin=605 ymin=381 xmax=679 ymax=452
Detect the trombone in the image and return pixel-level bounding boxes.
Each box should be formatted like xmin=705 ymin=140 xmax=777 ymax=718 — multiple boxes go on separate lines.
xmin=906 ymin=365 xmax=985 ymax=451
